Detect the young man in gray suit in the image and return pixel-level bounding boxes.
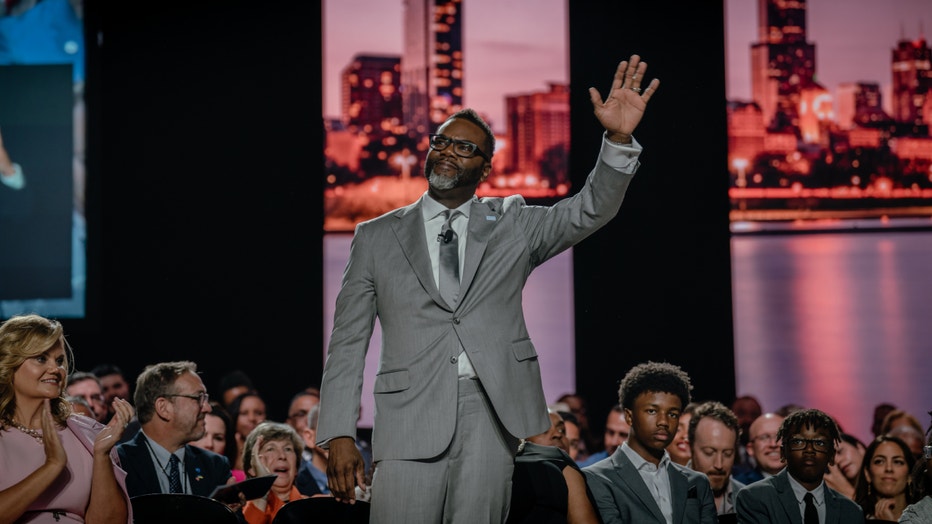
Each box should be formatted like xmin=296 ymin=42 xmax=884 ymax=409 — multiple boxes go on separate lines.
xmin=735 ymin=408 xmax=864 ymax=524
xmin=583 ymin=361 xmax=718 ymax=524
xmin=317 ymin=54 xmax=660 ymax=523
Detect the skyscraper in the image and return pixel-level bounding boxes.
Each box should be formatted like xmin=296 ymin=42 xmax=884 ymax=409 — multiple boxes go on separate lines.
xmin=750 ymin=0 xmax=817 ymax=132
xmin=402 ymin=0 xmax=464 ymax=136
xmin=891 ymin=35 xmax=932 ymax=126
xmin=341 ymin=54 xmax=402 ymax=132
xmin=504 ymin=83 xmax=570 ymax=182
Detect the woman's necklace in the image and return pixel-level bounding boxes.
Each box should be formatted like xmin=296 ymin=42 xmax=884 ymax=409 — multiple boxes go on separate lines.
xmin=2 ymin=417 xmax=43 ymax=443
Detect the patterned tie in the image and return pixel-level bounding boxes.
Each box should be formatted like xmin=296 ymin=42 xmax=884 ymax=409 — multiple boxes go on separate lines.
xmin=168 ymin=454 xmax=183 ymax=494
xmin=803 ymin=492 xmax=818 ymax=524
xmin=438 ymin=210 xmax=460 ymax=307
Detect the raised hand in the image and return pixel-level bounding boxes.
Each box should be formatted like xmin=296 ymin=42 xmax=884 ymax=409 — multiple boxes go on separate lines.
xmin=588 ymin=54 xmax=660 ymax=144
xmin=94 ymin=398 xmax=134 ymax=456
xmin=40 ymin=399 xmax=67 ymax=471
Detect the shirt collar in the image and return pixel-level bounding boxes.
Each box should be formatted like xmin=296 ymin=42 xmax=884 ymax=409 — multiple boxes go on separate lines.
xmin=620 ymin=440 xmax=671 ymax=471
xmin=421 ymin=193 xmax=475 ymax=222
xmin=787 ymin=472 xmax=825 ymax=506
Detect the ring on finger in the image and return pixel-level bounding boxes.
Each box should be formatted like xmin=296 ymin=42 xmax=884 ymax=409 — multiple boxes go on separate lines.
xmin=631 ymin=87 xmax=642 ymax=93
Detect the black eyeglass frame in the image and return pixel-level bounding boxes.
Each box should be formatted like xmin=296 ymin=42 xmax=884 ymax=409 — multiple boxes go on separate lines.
xmin=163 ymin=392 xmax=210 ymax=406
xmin=786 ymin=437 xmax=830 ymax=453
xmin=428 ymin=134 xmax=490 ymax=161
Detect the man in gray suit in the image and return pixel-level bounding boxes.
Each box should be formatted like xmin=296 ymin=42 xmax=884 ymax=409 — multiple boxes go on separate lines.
xmin=735 ymin=408 xmax=864 ymax=524
xmin=687 ymin=401 xmax=745 ymax=516
xmin=317 ymin=54 xmax=660 ymax=523
xmin=583 ymin=361 xmax=718 ymax=524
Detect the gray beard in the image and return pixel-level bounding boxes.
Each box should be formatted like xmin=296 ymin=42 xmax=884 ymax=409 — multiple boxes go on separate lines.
xmin=428 ymin=171 xmax=459 ymax=190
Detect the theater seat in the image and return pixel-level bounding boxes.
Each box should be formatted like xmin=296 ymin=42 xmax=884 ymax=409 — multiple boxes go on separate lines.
xmin=271 ymin=496 xmax=371 ymax=524
xmin=130 ymin=493 xmax=239 ymax=524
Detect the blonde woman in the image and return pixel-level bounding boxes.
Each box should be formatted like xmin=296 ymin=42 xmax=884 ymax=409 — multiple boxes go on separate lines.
xmin=0 ymin=314 xmax=135 ymax=524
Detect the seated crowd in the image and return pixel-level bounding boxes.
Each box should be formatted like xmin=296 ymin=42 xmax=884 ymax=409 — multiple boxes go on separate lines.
xmin=2 ymin=314 xmax=931 ymax=523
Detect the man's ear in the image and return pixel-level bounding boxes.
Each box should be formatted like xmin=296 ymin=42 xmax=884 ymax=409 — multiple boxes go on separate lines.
xmin=624 ymin=409 xmax=633 ymax=426
xmin=154 ymin=397 xmax=173 ymax=421
xmin=480 ymin=162 xmax=491 ymax=182
xmin=302 ymin=427 xmax=315 ymax=448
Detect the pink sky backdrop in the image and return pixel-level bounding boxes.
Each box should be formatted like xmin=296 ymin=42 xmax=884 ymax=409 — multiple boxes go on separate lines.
xmin=323 ymin=0 xmax=567 ymax=133
xmin=726 ymin=0 xmax=930 ymax=102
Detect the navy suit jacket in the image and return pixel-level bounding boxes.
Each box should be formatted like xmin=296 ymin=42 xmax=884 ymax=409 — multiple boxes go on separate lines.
xmin=116 ymin=431 xmax=233 ymax=498
xmin=583 ymin=448 xmax=718 ymax=524
xmin=735 ymin=469 xmax=864 ymax=524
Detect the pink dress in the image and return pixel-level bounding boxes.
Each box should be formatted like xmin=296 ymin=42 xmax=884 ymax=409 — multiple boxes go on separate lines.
xmin=0 ymin=415 xmax=132 ymax=523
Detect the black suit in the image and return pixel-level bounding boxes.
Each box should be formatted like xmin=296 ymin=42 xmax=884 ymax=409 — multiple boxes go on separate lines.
xmin=116 ymin=431 xmax=233 ymax=498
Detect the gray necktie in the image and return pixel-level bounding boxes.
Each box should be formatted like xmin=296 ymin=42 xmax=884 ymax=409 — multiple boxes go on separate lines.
xmin=438 ymin=210 xmax=460 ymax=307
xmin=168 ymin=454 xmax=183 ymax=494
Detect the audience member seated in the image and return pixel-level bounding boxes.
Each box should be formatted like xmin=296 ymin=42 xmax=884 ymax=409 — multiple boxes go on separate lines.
xmin=687 ymin=401 xmax=745 ymax=516
xmin=667 ymin=402 xmax=698 ymax=467
xmin=583 ymin=361 xmax=716 ymax=523
xmin=730 ymin=395 xmax=762 ymax=471
xmin=735 ymin=408 xmax=864 ymax=524
xmin=66 ymin=394 xmax=95 ymax=418
xmin=191 ymin=400 xmax=232 ymax=457
xmin=116 ymin=361 xmax=234 ymax=498
xmin=899 ymin=425 xmax=932 ymax=523
xmin=577 ymin=405 xmax=630 ymax=468
xmin=732 ymin=412 xmax=785 ymax=485
xmin=559 ymin=410 xmax=583 ymax=462
xmin=880 ymin=409 xmax=925 ymax=459
xmin=852 ymin=435 xmax=918 ymax=522
xmin=295 ymin=404 xmax=330 ymax=497
xmin=66 ymin=370 xmax=109 ymax=423
xmin=823 ymin=432 xmax=865 ymax=500
xmin=284 ymin=388 xmax=320 ymax=435
xmin=558 ymin=392 xmax=596 ymax=461
xmin=507 ymin=410 xmax=602 ymax=524
xmin=227 ymin=390 xmax=268 ymax=479
xmin=240 ymin=421 xmax=309 ymax=524
xmin=217 ymin=369 xmax=256 ymax=409
xmin=91 ymin=362 xmax=133 ymax=423
xmin=870 ymin=402 xmax=897 ymax=439
xmin=0 ymin=314 xmax=135 ymax=523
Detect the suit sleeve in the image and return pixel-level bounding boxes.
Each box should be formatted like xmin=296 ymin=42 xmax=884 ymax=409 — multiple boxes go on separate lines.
xmin=316 ymin=221 xmax=379 ymax=446
xmin=583 ymin=469 xmax=624 ymax=524
xmin=735 ymin=486 xmax=771 ymax=524
xmin=696 ymin=476 xmax=718 ymax=524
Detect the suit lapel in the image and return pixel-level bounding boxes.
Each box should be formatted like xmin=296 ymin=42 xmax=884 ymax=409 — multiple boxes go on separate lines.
xmin=822 ymin=486 xmax=840 ymax=524
xmin=667 ymin=464 xmax=688 ymax=524
xmin=612 ymin=451 xmax=666 ymax=522
xmin=391 ymin=199 xmax=450 ymax=309
xmin=774 ymin=471 xmax=804 ymax=524
xmin=459 ymin=199 xmax=499 ymax=304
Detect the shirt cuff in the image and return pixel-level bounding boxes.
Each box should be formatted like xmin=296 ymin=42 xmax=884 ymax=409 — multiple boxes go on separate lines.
xmin=599 ymin=133 xmax=642 ymax=174
xmin=0 ymin=162 xmax=24 ymax=190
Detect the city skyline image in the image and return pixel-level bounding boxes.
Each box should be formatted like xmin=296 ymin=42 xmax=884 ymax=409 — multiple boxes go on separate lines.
xmin=725 ymin=0 xmax=932 ymax=224
xmin=322 ymin=0 xmax=570 ymax=232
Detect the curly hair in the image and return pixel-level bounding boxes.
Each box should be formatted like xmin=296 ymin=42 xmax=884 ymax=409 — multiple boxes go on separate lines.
xmin=242 ymin=421 xmax=304 ymax=479
xmin=617 ymin=361 xmax=692 ymax=411
xmin=687 ymin=400 xmax=740 ymax=446
xmin=0 ymin=315 xmax=74 ymax=427
xmin=776 ymin=408 xmax=841 ymax=451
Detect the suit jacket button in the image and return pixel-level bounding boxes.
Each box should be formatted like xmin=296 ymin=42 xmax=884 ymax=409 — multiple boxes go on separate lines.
xmin=450 ymin=356 xmax=457 ymax=364
xmin=452 ymin=318 xmax=460 ymax=324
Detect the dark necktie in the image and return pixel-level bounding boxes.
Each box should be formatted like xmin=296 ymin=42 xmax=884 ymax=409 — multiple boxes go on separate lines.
xmin=438 ymin=210 xmax=460 ymax=307
xmin=168 ymin=454 xmax=183 ymax=494
xmin=803 ymin=492 xmax=818 ymax=524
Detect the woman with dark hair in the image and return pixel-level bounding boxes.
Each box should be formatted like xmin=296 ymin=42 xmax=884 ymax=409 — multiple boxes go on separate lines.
xmin=900 ymin=422 xmax=932 ymax=523
xmin=852 ymin=435 xmax=918 ymax=521
xmin=227 ymin=390 xmax=267 ymax=480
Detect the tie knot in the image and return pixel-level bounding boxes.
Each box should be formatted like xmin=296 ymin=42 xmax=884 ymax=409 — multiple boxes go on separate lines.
xmin=169 ymin=454 xmax=180 ymax=465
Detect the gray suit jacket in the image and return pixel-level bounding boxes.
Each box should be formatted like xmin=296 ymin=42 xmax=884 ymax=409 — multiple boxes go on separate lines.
xmin=583 ymin=449 xmax=718 ymax=524
xmin=317 ymin=156 xmax=635 ymax=462
xmin=734 ymin=469 xmax=864 ymax=524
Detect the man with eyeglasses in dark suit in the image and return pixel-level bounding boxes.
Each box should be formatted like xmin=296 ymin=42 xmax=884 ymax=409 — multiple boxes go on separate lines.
xmin=736 ymin=408 xmax=864 ymax=524
xmin=117 ymin=361 xmax=235 ymax=498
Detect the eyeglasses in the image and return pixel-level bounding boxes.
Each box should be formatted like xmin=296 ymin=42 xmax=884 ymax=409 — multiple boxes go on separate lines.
xmin=751 ymin=433 xmax=778 ymax=444
xmin=288 ymin=409 xmax=309 ymax=421
xmin=924 ymin=445 xmax=931 ymax=460
xmin=428 ymin=134 xmax=490 ymax=160
xmin=787 ymin=437 xmax=830 ymax=452
xmin=164 ymin=392 xmax=210 ymax=406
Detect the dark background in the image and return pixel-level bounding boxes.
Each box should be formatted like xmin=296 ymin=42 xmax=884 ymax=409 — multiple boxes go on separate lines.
xmin=63 ymin=1 xmax=734 ymax=431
